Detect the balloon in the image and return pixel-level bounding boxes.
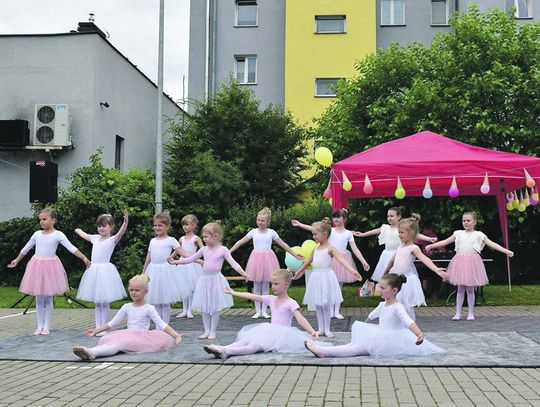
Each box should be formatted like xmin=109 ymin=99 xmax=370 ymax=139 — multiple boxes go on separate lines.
xmin=328 ymin=198 xmax=332 ymax=206
xmin=285 ymin=252 xmax=303 ymax=270
xmin=524 ymin=188 xmax=531 ymax=206
xmin=323 ymin=178 xmax=332 ymax=199
xmin=518 ymin=204 xmax=526 ymax=212
xmin=524 ymin=168 xmax=536 ymax=188
xmin=506 ymin=192 xmax=514 ymax=203
xmin=301 ymin=239 xmax=317 ymax=258
xmin=512 ymin=197 xmax=519 ymax=209
xmin=342 ymin=171 xmax=352 ymax=192
xmin=532 ymin=188 xmax=539 ymax=205
xmin=480 ymin=173 xmax=490 ymax=194
xmin=315 ymin=147 xmax=333 ymax=167
xmin=506 ymin=202 xmax=513 ymax=211
xmin=448 ymin=176 xmax=459 ymax=198
xmin=363 ymin=174 xmax=373 ymax=195
xmin=394 ymin=177 xmax=406 ymax=199
xmin=422 ymin=177 xmax=432 ymax=199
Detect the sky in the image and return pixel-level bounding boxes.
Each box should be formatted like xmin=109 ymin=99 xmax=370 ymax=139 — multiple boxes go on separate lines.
xmin=0 ymin=0 xmax=190 ymax=102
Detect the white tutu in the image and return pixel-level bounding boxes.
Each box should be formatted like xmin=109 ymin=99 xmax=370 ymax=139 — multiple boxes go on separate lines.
xmin=172 ymin=263 xmax=202 ymax=295
xmin=236 ymin=323 xmax=316 ymax=353
xmin=395 ymin=273 xmax=426 ymax=308
xmin=371 ymin=249 xmax=396 ymax=282
xmin=76 ymin=263 xmax=126 ymax=303
xmin=145 ymin=263 xmax=184 ymax=304
xmin=303 ymin=268 xmax=344 ymax=307
xmin=192 ymin=272 xmax=233 ymax=313
xmin=351 ymin=321 xmax=445 ymax=356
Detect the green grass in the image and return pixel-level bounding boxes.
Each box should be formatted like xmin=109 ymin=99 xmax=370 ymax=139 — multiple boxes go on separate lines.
xmin=2 ymin=284 xmax=540 ymax=309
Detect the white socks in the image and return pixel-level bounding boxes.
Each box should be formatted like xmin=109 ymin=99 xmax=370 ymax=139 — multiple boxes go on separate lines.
xmin=95 ymin=303 xmax=111 ymax=328
xmin=315 ymin=305 xmax=333 ymax=333
xmin=202 ymin=312 xmax=220 ymax=335
xmin=36 ymin=295 xmax=53 ymax=330
xmin=90 ymin=344 xmax=120 ymax=358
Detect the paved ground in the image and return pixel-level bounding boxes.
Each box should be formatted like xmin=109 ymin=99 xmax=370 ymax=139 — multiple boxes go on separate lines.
xmin=1 ymin=306 xmax=540 ymax=406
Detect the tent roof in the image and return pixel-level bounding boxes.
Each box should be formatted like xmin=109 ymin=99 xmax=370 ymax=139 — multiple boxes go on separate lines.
xmin=332 ymin=131 xmax=540 ymax=198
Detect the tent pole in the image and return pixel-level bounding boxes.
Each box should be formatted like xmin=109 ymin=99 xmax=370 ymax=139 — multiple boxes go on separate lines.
xmin=496 ymin=194 xmax=511 ymax=291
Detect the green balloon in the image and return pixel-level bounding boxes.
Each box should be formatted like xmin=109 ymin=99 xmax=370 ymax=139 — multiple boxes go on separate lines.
xmin=395 ymin=188 xmax=406 ymax=200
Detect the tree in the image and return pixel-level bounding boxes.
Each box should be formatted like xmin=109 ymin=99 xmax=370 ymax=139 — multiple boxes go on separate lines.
xmin=313 ymin=7 xmax=540 ymax=282
xmin=165 ymin=79 xmax=307 ymax=222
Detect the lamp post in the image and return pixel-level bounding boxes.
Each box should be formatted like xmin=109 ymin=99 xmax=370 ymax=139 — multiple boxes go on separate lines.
xmin=155 ymin=0 xmax=165 ymax=214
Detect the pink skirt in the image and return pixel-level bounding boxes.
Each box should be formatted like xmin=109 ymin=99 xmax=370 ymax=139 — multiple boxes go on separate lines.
xmin=332 ymin=251 xmax=358 ymax=283
xmin=98 ymin=329 xmax=174 ymax=354
xmin=447 ymin=253 xmax=489 ymax=287
xmin=19 ymin=256 xmax=69 ymax=296
xmin=245 ymin=250 xmax=280 ymax=283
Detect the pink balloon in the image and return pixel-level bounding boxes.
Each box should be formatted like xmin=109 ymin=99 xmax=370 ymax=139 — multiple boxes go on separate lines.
xmin=449 ymin=187 xmax=459 ymax=198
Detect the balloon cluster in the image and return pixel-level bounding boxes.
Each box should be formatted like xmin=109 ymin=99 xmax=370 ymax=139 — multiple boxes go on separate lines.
xmin=284 ymin=240 xmax=318 ymax=270
xmin=506 ymin=187 xmax=539 ymax=212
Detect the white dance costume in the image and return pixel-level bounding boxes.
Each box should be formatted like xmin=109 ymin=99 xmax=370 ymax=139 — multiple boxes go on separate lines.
xmin=77 ymin=235 xmax=126 ymax=303
xmin=234 ymin=295 xmax=315 ymax=353
xmin=176 ymin=236 xmax=203 ymax=294
xmin=371 ymin=225 xmax=401 ymax=282
xmin=244 ymin=229 xmax=280 ymax=283
xmin=145 ymin=237 xmax=187 ymax=305
xmin=329 ymin=229 xmax=358 ymax=283
xmin=303 ymin=247 xmax=343 ymax=307
xmin=320 ymin=302 xmax=445 ymax=357
xmin=447 ymin=231 xmax=489 ymax=287
xmin=390 ymin=244 xmax=426 ymax=309
xmin=94 ymin=303 xmax=174 ymax=355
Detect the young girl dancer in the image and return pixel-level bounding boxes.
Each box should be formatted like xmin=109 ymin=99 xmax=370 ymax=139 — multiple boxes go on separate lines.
xmin=73 ymin=274 xmax=183 ymax=361
xmin=304 ymin=273 xmax=445 ymax=358
xmin=354 ymin=206 xmax=437 ymax=282
xmin=143 ymin=211 xmax=189 ymax=324
xmin=291 ymin=209 xmax=370 ymax=319
xmin=8 ymin=208 xmax=90 ymax=335
xmin=384 ymin=214 xmax=447 ymax=320
xmin=203 ymin=269 xmax=319 ymax=359
xmin=231 ymin=207 xmax=301 ymax=319
xmin=75 ymin=211 xmax=129 ymax=332
xmin=175 ymin=214 xmax=204 ymax=319
xmin=295 ymin=219 xmax=362 ymax=337
xmin=169 ymin=221 xmax=247 ymax=340
xmin=426 ymin=211 xmax=514 ymax=321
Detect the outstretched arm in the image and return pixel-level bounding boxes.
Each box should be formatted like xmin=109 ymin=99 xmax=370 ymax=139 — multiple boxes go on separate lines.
xmin=113 ymin=210 xmax=129 ymax=244
xmin=348 ymin=239 xmax=369 ymax=271
xmin=223 ymin=286 xmax=263 ymax=303
xmin=408 ymin=322 xmax=424 ymax=345
xmin=293 ymin=310 xmax=318 ymax=340
xmin=85 ymin=323 xmax=111 ymax=337
xmin=417 ymin=233 xmax=437 ymax=244
xmin=224 ymin=250 xmax=247 ymax=278
xmin=412 ymin=247 xmax=447 ymax=279
xmin=74 ymin=228 xmax=93 ymax=242
xmin=291 ymin=219 xmax=313 ymax=231
xmin=483 ymin=237 xmax=514 ymax=257
xmin=353 ymin=228 xmax=381 ymax=238
xmin=8 ymin=252 xmax=26 ymax=268
xmin=329 ymin=246 xmax=362 ymax=281
xmin=229 ymin=235 xmax=251 ymax=254
xmin=73 ymin=250 xmax=91 ymax=268
xmin=425 ymin=235 xmax=455 ymax=252
xmin=274 ymin=238 xmax=303 ymax=259
xmin=163 ymin=325 xmax=184 ymax=345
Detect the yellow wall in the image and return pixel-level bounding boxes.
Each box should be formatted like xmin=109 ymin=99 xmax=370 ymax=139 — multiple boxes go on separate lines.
xmin=285 ymin=0 xmax=376 ymax=125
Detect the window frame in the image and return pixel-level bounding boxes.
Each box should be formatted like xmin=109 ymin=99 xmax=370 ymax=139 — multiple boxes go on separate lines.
xmin=380 ymin=0 xmax=406 ymax=26
xmin=315 ymin=78 xmax=342 ymax=98
xmin=235 ymin=55 xmax=257 ymax=85
xmin=235 ymin=0 xmax=258 ymax=27
xmin=115 ymin=135 xmax=124 ymax=170
xmin=431 ymin=0 xmax=450 ymax=26
xmin=514 ymin=0 xmax=532 ymax=18
xmin=315 ymin=15 xmax=347 ymax=34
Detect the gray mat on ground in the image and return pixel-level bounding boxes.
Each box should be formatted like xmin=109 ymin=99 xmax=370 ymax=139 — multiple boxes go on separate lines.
xmin=1 ymin=329 xmax=539 ymax=367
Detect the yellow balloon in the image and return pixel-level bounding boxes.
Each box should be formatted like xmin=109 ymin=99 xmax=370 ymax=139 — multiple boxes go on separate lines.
xmin=512 ymin=199 xmax=519 ymax=209
xmin=506 ymin=203 xmax=513 ymax=211
xmin=315 ymin=147 xmax=333 ymax=167
xmin=518 ymin=204 xmax=526 ymax=212
xmin=301 ymin=239 xmax=317 ymax=258
xmin=328 ymin=198 xmax=332 ymax=206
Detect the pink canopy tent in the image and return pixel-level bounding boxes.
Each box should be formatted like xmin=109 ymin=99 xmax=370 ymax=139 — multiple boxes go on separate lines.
xmin=330 ymin=131 xmax=540 ymax=289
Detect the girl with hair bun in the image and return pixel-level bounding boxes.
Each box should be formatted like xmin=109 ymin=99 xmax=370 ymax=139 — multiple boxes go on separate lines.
xmin=305 ymin=273 xmax=445 ymax=358
xmin=231 ymin=207 xmax=301 ymax=319
xmin=384 ymin=214 xmax=447 ymax=320
xmin=354 ymin=206 xmax=437 ymax=283
xmin=291 ymin=208 xmax=369 ymax=320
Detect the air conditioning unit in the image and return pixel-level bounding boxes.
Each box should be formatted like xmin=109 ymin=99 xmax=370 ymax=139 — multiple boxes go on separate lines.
xmin=32 ymin=104 xmax=72 ymax=148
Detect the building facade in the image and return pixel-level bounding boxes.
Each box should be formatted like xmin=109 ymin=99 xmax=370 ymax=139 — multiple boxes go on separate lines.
xmin=0 ymin=27 xmax=182 ymax=221
xmin=189 ymin=0 xmax=539 ymax=123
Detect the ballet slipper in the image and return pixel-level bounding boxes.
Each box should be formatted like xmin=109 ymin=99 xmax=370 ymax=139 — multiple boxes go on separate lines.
xmin=335 ymin=314 xmax=345 ymax=320
xmin=176 ymin=312 xmax=187 ymax=318
xmin=261 ymin=313 xmax=271 ymax=319
xmin=452 ymin=314 xmax=461 ymax=321
xmin=316 ymin=331 xmax=324 ymax=337
xmin=203 ymin=345 xmax=228 ymax=360
xmin=33 ymin=329 xmax=42 ymax=336
xmin=324 ymin=332 xmax=335 ymax=338
xmin=304 ymin=341 xmax=325 ymax=358
xmin=251 ymin=313 xmax=261 ymax=319
xmin=186 ymin=313 xmax=194 ymax=319
xmin=207 ymin=334 xmax=217 ymax=340
xmin=95 ymin=332 xmax=106 ymax=337
xmin=73 ymin=346 xmax=95 ymax=361
xmin=40 ymin=329 xmax=50 ymax=335
xmin=467 ymin=314 xmax=475 ymax=321
xmin=198 ymin=333 xmax=209 ymax=340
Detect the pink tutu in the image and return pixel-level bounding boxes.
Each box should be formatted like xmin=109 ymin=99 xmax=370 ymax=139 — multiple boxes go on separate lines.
xmin=19 ymin=256 xmax=69 ymax=296
xmin=447 ymin=253 xmax=488 ymax=287
xmin=245 ymin=250 xmax=279 ymax=283
xmin=98 ymin=329 xmax=174 ymax=353
xmin=332 ymin=251 xmax=358 ymax=283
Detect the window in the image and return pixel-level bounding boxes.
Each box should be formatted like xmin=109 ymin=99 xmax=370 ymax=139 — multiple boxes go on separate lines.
xmin=236 ymin=0 xmax=257 ymax=26
xmin=115 ymin=135 xmax=124 ymax=170
xmin=381 ymin=0 xmax=405 ymax=25
xmin=315 ymin=78 xmax=341 ymax=97
xmin=315 ymin=15 xmax=346 ymax=33
xmin=235 ymin=56 xmax=257 ymax=84
xmin=514 ymin=0 xmax=532 ymax=18
xmin=431 ymin=0 xmax=449 ymax=25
